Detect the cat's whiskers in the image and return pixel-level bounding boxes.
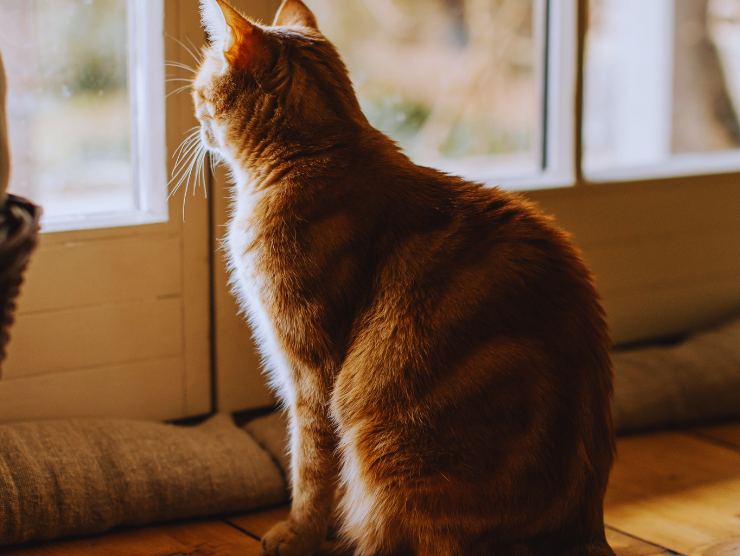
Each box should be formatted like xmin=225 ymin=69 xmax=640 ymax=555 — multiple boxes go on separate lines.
xmin=170 ymin=142 xmax=201 ymax=197
xmin=181 ymin=144 xmax=208 ymax=218
xmin=165 ymin=61 xmax=196 ymax=74
xmin=179 ymin=147 xmax=201 ymax=219
xmin=169 ymin=130 xmax=204 ymax=203
xmin=166 ymin=34 xmax=203 ymax=67
xmin=170 ymin=121 xmax=222 ymax=205
xmin=208 ymin=151 xmax=222 ymax=176
xmin=168 ymin=127 xmax=211 ymax=220
xmin=164 ymin=35 xmax=201 ymax=100
xmin=173 ymin=132 xmax=198 ymax=158
xmin=167 ymin=84 xmax=194 ymax=99
xmin=185 ymin=37 xmax=202 ymax=62
xmin=193 ymin=146 xmax=205 ymax=198
xmin=199 ymin=149 xmax=209 ymax=199
xmin=164 ymin=68 xmax=194 ymax=98
xmin=172 ymin=128 xmax=201 ymax=171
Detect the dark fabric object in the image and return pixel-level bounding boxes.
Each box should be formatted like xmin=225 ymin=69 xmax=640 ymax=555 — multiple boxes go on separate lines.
xmin=244 ymin=411 xmax=290 ymax=479
xmin=0 ymin=195 xmax=41 ymax=369
xmin=613 ymin=316 xmax=740 ymax=432
xmin=0 ymin=414 xmax=287 ymax=547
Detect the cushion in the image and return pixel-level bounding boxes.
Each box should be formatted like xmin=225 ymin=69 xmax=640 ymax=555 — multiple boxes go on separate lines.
xmin=0 ymin=414 xmax=287 ymax=547
xmin=244 ymin=411 xmax=290 ymax=477
xmin=613 ymin=316 xmax=740 ymax=431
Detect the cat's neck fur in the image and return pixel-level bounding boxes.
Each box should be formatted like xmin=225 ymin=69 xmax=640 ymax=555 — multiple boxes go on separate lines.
xmin=225 ymin=123 xmax=400 ymax=193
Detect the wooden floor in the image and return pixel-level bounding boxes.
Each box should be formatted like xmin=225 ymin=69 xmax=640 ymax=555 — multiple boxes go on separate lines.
xmin=3 ymin=424 xmax=739 ymax=556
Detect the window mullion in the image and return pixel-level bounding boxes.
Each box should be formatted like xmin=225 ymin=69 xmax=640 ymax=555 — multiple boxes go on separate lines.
xmin=540 ymin=0 xmax=579 ymax=188
xmin=574 ymin=0 xmax=588 ymax=186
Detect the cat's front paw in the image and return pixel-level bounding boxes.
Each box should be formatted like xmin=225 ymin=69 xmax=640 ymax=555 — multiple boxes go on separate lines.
xmin=261 ymin=519 xmax=322 ymax=556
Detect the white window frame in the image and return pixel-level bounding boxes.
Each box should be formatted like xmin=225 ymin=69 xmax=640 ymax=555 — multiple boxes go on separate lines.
xmin=42 ymin=0 xmax=168 ymax=233
xmin=489 ymin=0 xmax=577 ymax=192
xmin=32 ymin=0 xmax=740 ymax=224
xmin=382 ymin=0 xmax=576 ymax=192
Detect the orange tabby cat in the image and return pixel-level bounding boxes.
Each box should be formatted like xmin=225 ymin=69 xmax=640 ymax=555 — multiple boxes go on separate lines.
xmin=194 ymin=1 xmax=615 ymax=554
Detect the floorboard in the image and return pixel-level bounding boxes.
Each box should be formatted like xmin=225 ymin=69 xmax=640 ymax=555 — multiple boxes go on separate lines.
xmin=1 ymin=521 xmax=262 ymax=556
xmin=226 ymin=506 xmax=290 ymax=540
xmin=605 ymin=528 xmax=673 ymax=556
xmin=693 ymin=423 xmax=740 ymax=450
xmin=226 ymin=513 xmax=680 ymax=555
xmin=3 ymin=423 xmax=740 ymax=555
xmin=604 ymin=431 xmax=740 ymax=555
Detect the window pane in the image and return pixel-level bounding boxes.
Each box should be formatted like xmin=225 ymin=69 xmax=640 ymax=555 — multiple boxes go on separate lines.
xmin=0 ymin=0 xmax=133 ymax=220
xmin=309 ymin=0 xmax=543 ymax=181
xmin=584 ymin=0 xmax=740 ymax=176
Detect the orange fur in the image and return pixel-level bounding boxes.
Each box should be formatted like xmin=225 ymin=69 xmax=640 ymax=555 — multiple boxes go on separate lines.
xmin=194 ymin=1 xmax=615 ymax=554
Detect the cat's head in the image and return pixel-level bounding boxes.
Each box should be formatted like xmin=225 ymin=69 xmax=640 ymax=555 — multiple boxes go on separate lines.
xmin=194 ymin=0 xmax=364 ymax=165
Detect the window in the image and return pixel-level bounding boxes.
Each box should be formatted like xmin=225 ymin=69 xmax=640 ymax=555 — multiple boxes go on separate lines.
xmin=584 ymin=0 xmax=740 ymax=180
xmin=310 ymin=0 xmax=575 ymax=189
xmin=0 ymin=0 xmax=166 ymax=232
xmin=298 ymin=0 xmax=740 ymax=188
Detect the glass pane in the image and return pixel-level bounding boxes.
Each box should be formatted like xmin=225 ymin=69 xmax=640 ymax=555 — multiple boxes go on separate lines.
xmin=0 ymin=0 xmax=133 ymax=219
xmin=584 ymin=0 xmax=740 ymax=175
xmin=309 ymin=0 xmax=543 ymax=181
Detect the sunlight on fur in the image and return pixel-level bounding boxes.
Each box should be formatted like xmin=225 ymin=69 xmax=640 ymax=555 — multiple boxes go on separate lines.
xmin=178 ymin=1 xmax=617 ymax=554
xmin=167 ymin=35 xmax=222 ymax=218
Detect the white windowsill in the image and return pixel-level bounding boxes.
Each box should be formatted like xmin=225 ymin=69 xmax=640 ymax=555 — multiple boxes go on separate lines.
xmin=585 ymin=150 xmax=740 ymax=184
xmin=40 ymin=209 xmax=169 ymax=234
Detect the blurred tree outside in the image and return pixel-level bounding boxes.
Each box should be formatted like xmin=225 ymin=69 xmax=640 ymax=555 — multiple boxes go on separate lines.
xmin=585 ymin=0 xmax=740 ymax=171
xmin=310 ymin=0 xmax=542 ymax=179
xmin=673 ymin=0 xmax=740 ymax=152
xmin=0 ymin=0 xmax=132 ymax=217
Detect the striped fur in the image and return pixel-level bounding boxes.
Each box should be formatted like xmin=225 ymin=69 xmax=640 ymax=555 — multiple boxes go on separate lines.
xmin=195 ymin=1 xmax=615 ymax=555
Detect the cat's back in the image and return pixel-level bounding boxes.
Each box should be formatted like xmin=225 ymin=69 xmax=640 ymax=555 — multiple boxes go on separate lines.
xmin=334 ymin=162 xmax=615 ymax=554
xmin=369 ymin=162 xmax=602 ymax=322
xmin=343 ymin=157 xmax=613 ymax=434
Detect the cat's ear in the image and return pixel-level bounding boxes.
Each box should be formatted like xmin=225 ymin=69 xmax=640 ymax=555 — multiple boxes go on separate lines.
xmin=273 ymin=0 xmax=318 ymax=30
xmin=200 ymin=0 xmax=269 ymax=67
xmin=200 ymin=0 xmax=229 ymax=46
